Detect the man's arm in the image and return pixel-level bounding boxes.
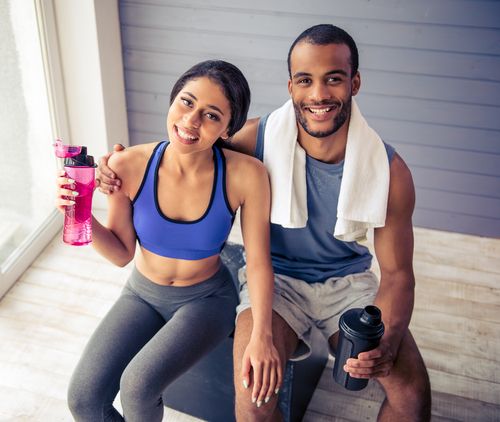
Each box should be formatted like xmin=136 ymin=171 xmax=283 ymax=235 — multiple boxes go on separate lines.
xmin=373 ymin=153 xmax=416 ymax=356
xmin=226 ymin=117 xmax=260 ymax=156
xmin=96 ymin=118 xmax=261 ymax=194
xmin=344 ymin=152 xmax=416 ymax=378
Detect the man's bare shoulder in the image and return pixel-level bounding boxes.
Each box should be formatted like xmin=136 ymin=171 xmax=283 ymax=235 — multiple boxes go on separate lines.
xmin=226 ymin=117 xmax=260 ymax=156
xmin=387 ymin=152 xmax=415 ymax=217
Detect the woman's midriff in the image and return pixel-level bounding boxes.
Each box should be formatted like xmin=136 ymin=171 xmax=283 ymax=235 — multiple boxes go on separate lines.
xmin=135 ymin=247 xmax=222 ymax=286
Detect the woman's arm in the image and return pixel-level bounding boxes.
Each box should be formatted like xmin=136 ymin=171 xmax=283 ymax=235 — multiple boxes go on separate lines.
xmin=56 ymin=151 xmax=138 ymax=267
xmin=93 ymin=151 xmax=138 ymax=266
xmin=233 ymin=154 xmax=281 ymax=405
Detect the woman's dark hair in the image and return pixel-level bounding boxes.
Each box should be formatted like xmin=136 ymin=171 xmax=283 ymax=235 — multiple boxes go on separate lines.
xmin=287 ymin=24 xmax=359 ymax=78
xmin=170 ymin=60 xmax=251 ymax=139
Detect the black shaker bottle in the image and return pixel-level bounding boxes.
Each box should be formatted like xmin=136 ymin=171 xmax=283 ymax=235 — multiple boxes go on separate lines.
xmin=332 ymin=305 xmax=384 ymax=390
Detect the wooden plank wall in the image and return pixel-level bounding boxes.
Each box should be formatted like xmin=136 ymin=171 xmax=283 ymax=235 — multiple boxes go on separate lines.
xmin=118 ymin=0 xmax=500 ymax=237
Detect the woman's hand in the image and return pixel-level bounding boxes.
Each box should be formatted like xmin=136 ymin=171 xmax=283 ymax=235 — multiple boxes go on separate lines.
xmin=241 ymin=335 xmax=282 ymax=407
xmin=55 ymin=170 xmax=78 ymax=213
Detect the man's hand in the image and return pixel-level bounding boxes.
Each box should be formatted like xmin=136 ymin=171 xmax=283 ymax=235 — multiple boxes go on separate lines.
xmin=96 ymin=143 xmax=125 ymax=194
xmin=343 ymin=339 xmax=394 ymax=379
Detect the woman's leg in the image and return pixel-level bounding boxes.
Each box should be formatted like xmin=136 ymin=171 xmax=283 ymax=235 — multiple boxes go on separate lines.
xmin=67 ymin=287 xmax=165 ymax=422
xmin=119 ymin=270 xmax=238 ymax=421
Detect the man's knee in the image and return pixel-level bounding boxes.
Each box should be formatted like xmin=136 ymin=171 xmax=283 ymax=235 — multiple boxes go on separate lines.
xmin=233 ymin=310 xmax=298 ymax=421
xmin=382 ymin=369 xmax=431 ymax=420
xmin=235 ymin=381 xmax=279 ymax=421
xmin=379 ymin=332 xmax=432 ymax=418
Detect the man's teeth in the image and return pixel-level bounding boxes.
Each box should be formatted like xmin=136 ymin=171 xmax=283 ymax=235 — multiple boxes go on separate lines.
xmin=308 ymin=107 xmax=332 ymax=114
xmin=177 ymin=127 xmax=198 ymax=141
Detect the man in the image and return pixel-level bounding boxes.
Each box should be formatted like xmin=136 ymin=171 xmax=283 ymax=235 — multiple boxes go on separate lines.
xmin=98 ymin=24 xmax=431 ymax=421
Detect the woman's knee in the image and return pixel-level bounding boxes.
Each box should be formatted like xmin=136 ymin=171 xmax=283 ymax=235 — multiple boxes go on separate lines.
xmin=119 ymin=365 xmax=151 ymax=406
xmin=67 ymin=373 xmax=101 ymax=419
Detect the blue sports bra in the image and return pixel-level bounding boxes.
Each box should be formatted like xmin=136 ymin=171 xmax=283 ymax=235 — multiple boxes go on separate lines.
xmin=132 ymin=141 xmax=235 ymax=260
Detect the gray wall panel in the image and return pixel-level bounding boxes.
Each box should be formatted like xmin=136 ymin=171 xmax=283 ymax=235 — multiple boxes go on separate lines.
xmin=119 ymin=0 xmax=500 ymax=237
xmin=127 ymin=0 xmax=500 ymax=28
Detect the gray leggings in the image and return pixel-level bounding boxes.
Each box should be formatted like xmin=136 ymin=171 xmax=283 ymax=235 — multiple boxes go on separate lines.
xmin=67 ymin=264 xmax=238 ymax=422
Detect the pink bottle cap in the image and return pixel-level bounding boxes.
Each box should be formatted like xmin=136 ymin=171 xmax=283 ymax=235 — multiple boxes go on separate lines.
xmin=53 ymin=139 xmax=82 ymax=158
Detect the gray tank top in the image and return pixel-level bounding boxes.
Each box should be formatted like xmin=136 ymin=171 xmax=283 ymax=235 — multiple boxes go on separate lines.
xmin=255 ymin=114 xmax=396 ymax=283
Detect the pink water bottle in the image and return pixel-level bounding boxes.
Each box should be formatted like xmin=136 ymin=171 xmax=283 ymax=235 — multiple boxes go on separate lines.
xmin=53 ymin=140 xmax=96 ymax=245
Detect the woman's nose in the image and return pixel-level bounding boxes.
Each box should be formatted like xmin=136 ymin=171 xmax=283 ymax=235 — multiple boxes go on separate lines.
xmin=183 ymin=110 xmax=201 ymax=128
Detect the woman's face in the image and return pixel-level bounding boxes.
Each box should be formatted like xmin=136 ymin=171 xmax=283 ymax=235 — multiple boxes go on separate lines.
xmin=166 ymin=76 xmax=232 ymax=154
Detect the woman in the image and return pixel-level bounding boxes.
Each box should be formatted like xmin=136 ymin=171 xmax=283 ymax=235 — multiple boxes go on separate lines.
xmin=56 ymin=60 xmax=280 ymax=421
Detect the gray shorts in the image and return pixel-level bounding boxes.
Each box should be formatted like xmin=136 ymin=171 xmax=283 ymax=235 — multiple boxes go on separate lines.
xmin=236 ymin=268 xmax=379 ymax=361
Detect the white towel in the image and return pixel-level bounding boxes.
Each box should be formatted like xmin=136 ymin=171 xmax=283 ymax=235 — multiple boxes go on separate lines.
xmin=263 ymin=98 xmax=390 ymax=242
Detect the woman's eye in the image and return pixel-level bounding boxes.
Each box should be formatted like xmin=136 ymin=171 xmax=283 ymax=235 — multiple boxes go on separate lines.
xmin=181 ymin=98 xmax=192 ymax=107
xmin=206 ymin=113 xmax=220 ymax=121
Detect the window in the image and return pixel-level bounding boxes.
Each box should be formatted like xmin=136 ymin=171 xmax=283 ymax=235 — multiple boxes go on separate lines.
xmin=0 ymin=0 xmax=66 ymax=298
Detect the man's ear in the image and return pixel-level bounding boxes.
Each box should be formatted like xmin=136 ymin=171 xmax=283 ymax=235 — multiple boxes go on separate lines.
xmin=352 ymin=71 xmax=361 ymax=96
xmin=288 ymin=79 xmax=293 ymax=96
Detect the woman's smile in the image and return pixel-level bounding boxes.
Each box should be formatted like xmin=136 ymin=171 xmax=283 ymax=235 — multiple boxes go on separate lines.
xmin=174 ymin=125 xmax=199 ymax=145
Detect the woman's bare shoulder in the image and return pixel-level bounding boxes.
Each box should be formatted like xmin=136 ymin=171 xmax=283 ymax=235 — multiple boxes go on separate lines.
xmin=223 ymin=147 xmax=267 ymax=175
xmin=108 ymin=142 xmax=159 ymax=173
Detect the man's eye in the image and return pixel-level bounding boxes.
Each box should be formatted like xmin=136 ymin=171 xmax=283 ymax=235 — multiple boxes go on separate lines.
xmin=298 ymin=78 xmax=311 ymax=85
xmin=327 ymin=77 xmax=341 ymax=83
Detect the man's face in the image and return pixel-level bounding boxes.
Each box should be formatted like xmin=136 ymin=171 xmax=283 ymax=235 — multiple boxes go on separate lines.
xmin=288 ymin=42 xmax=360 ymax=139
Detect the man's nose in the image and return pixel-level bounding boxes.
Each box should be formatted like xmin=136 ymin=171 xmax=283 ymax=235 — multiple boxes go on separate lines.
xmin=309 ymin=82 xmax=332 ymax=102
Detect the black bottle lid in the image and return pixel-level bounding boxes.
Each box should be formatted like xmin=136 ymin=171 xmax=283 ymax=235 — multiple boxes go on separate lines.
xmin=339 ymin=306 xmax=384 ymax=340
xmin=64 ymin=146 xmax=95 ymax=167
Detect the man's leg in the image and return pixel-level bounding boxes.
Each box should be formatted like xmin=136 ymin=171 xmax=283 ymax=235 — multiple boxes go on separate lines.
xmin=330 ymin=329 xmax=431 ymax=421
xmin=233 ymin=309 xmax=299 ymax=422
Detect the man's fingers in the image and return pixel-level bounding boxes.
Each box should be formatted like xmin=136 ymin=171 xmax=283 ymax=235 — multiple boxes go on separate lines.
xmin=113 ymin=143 xmax=126 ymax=152
xmin=97 ymin=151 xmax=119 ymax=181
xmin=344 ymin=357 xmax=393 ymax=378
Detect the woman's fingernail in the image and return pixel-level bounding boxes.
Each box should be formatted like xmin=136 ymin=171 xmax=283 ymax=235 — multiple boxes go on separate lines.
xmin=242 ymin=380 xmax=248 ymax=389
xmin=251 ymin=396 xmax=256 ymax=404
xmin=67 ymin=179 xmax=75 ymax=184
xmin=275 ymin=388 xmax=279 ymax=395
xmin=68 ymin=200 xmax=75 ymax=206
xmin=72 ymin=191 xmax=79 ymax=196
xmin=265 ymin=397 xmax=270 ymax=403
xmin=257 ymin=400 xmax=262 ymax=408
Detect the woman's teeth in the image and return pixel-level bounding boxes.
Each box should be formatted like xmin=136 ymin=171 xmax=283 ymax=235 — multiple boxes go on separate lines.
xmin=177 ymin=127 xmax=198 ymax=141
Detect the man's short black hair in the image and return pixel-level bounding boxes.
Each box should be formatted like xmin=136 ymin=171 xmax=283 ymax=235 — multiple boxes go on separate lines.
xmin=287 ymin=24 xmax=359 ymax=78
